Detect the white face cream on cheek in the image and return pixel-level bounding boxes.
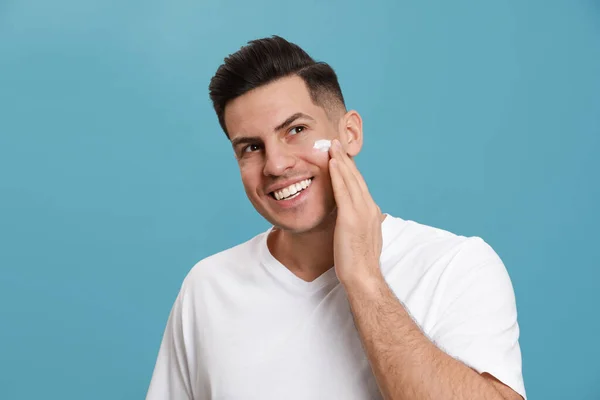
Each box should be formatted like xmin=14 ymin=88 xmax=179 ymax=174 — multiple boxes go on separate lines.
xmin=313 ymin=139 xmax=332 ymax=152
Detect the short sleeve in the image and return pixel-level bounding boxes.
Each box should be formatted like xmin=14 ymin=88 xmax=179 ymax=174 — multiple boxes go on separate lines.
xmin=429 ymin=237 xmax=527 ymax=399
xmin=146 ymin=283 xmax=194 ymax=400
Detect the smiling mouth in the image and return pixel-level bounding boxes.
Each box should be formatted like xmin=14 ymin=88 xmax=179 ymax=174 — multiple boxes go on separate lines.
xmin=269 ymin=178 xmax=313 ymax=201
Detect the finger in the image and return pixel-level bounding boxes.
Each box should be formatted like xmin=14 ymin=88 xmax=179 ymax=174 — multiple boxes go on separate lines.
xmin=330 ymin=139 xmax=366 ymax=205
xmin=344 ymin=156 xmax=370 ymax=198
xmin=347 ymin=161 xmax=379 ymax=212
xmin=329 ymin=158 xmax=352 ymax=210
xmin=337 ymin=146 xmax=370 ymax=195
xmin=329 ymin=139 xmax=374 ymax=203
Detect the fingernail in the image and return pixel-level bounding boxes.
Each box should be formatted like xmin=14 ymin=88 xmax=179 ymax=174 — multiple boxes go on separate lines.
xmin=333 ymin=139 xmax=341 ymax=149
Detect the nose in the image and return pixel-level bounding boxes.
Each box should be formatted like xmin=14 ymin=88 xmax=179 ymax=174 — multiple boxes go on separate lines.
xmin=262 ymin=142 xmax=296 ymax=177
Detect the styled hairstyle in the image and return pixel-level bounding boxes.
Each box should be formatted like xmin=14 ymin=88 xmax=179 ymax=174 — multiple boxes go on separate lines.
xmin=208 ymin=35 xmax=346 ymax=138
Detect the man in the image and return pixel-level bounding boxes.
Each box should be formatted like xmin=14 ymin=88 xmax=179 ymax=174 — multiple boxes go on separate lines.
xmin=146 ymin=35 xmax=527 ymax=400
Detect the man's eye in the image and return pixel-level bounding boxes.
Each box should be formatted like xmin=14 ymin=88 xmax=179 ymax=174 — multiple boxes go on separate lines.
xmin=243 ymin=144 xmax=261 ymax=153
xmin=289 ymin=126 xmax=305 ymax=135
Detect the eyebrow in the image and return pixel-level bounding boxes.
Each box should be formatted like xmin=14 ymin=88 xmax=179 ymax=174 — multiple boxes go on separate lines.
xmin=230 ymin=112 xmax=316 ymax=150
xmin=231 ymin=135 xmax=261 ymax=150
xmin=273 ymin=112 xmax=315 ymax=132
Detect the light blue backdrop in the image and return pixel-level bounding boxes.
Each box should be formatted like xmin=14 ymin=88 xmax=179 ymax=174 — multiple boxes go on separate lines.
xmin=1 ymin=1 xmax=598 ymax=399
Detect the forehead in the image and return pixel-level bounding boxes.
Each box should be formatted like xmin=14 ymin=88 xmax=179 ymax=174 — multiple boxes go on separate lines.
xmin=224 ymin=75 xmax=325 ymax=138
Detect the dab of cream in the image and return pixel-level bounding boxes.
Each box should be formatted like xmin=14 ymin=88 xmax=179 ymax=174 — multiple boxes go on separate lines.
xmin=313 ymin=139 xmax=332 ymax=152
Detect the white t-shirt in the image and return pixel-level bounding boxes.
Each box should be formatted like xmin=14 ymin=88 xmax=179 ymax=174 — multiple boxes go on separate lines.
xmin=146 ymin=214 xmax=527 ymax=399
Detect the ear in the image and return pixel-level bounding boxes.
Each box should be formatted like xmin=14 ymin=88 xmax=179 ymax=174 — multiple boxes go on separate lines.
xmin=338 ymin=110 xmax=363 ymax=157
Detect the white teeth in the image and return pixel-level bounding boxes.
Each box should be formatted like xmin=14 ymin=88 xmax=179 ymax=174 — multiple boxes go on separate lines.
xmin=273 ymin=178 xmax=312 ymax=200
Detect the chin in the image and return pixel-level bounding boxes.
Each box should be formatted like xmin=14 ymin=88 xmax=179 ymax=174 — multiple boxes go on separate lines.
xmin=277 ymin=217 xmax=326 ymax=234
xmin=263 ymin=206 xmax=337 ymax=235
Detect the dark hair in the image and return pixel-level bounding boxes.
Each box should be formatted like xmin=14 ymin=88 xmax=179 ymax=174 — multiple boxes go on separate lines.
xmin=208 ymin=35 xmax=346 ymax=138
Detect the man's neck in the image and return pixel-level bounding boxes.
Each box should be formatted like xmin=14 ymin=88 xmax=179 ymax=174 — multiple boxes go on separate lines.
xmin=267 ymin=214 xmax=337 ymax=283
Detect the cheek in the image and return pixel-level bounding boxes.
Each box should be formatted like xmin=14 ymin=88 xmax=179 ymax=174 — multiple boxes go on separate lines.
xmin=238 ymin=163 xmax=262 ymax=192
xmin=300 ymin=145 xmax=331 ymax=170
xmin=287 ymin=131 xmax=333 ymax=160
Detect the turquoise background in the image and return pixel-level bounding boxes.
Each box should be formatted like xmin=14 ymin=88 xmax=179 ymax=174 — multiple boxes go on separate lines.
xmin=1 ymin=0 xmax=598 ymax=398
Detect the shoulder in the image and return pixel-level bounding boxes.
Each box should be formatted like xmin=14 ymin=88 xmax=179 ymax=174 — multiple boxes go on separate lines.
xmin=179 ymin=230 xmax=268 ymax=293
xmin=397 ymin=217 xmax=515 ymax=303
xmin=383 ymin=214 xmax=495 ymax=259
xmin=382 ymin=214 xmax=509 ymax=282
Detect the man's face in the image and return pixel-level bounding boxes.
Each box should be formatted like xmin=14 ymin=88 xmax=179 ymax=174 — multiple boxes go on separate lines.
xmin=224 ymin=75 xmax=346 ymax=233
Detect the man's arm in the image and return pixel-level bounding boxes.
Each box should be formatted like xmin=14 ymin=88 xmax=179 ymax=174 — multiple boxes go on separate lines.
xmin=343 ymin=272 xmax=523 ymax=400
xmin=326 ymin=138 xmax=524 ymax=400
